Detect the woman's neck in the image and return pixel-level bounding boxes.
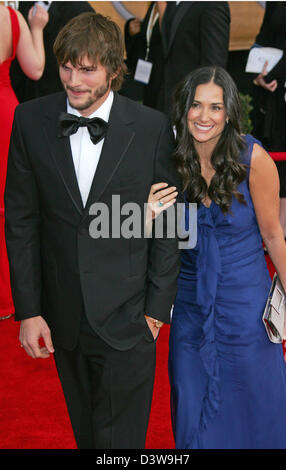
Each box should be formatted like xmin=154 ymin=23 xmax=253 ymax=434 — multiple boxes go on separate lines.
xmin=194 ymin=141 xmax=215 ymax=169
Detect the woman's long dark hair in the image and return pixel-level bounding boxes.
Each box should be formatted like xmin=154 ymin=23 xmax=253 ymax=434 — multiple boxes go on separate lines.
xmin=172 ymin=66 xmax=247 ymax=214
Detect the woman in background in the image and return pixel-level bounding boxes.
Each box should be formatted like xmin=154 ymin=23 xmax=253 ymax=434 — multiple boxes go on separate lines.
xmin=251 ymin=1 xmax=286 ymax=236
xmin=0 ymin=4 xmax=48 ymax=319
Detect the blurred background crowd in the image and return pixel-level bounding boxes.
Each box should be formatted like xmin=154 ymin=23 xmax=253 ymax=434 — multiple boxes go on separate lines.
xmin=0 ymin=0 xmax=286 ymax=320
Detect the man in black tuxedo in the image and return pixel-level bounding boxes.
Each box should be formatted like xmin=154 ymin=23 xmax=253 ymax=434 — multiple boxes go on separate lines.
xmin=158 ymin=1 xmax=230 ymax=113
xmin=10 ymin=1 xmax=94 ymax=102
xmin=5 ymin=12 xmax=180 ymax=449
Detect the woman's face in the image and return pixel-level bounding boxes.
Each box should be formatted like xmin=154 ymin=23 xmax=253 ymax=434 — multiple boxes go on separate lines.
xmin=187 ymin=81 xmax=227 ymax=147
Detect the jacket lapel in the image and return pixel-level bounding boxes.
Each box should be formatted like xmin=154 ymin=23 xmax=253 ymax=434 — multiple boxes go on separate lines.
xmin=82 ymin=93 xmax=135 ymax=221
xmin=43 ymin=92 xmax=84 ymax=215
xmin=42 ymin=92 xmax=135 ymax=221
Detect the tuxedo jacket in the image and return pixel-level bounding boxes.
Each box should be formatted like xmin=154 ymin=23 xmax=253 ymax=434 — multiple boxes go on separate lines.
xmin=5 ymin=92 xmax=181 ymax=351
xmin=158 ymin=1 xmax=230 ymax=113
xmin=10 ymin=1 xmax=94 ymax=102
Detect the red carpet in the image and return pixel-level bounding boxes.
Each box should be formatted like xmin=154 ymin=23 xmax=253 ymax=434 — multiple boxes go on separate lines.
xmin=0 ymin=317 xmax=174 ymax=450
xmin=0 ymin=254 xmax=281 ymax=450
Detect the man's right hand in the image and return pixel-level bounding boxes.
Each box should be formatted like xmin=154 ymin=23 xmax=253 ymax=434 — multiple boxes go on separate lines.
xmin=19 ymin=316 xmax=54 ymax=359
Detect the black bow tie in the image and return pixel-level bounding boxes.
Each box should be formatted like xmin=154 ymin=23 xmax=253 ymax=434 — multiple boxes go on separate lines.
xmin=57 ymin=112 xmax=109 ymax=145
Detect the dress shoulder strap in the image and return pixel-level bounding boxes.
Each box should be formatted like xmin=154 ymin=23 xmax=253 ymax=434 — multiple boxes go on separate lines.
xmin=7 ymin=6 xmax=20 ymax=60
xmin=241 ymin=134 xmax=264 ymax=178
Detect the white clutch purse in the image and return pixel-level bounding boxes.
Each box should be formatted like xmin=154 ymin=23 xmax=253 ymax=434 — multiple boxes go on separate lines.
xmin=262 ymin=273 xmax=286 ymax=344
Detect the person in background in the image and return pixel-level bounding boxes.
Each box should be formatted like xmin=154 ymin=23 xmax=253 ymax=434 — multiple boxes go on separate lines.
xmin=157 ymin=1 xmax=230 ymax=114
xmin=151 ymin=66 xmax=286 ymax=448
xmin=10 ymin=1 xmax=94 ymax=102
xmin=250 ymin=1 xmax=286 ymax=237
xmin=120 ymin=1 xmax=165 ymax=109
xmin=5 ymin=12 xmax=180 ymax=449
xmin=0 ymin=3 xmax=48 ymax=320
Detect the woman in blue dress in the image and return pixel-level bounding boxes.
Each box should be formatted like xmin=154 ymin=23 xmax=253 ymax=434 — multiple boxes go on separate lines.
xmin=150 ymin=66 xmax=286 ymax=449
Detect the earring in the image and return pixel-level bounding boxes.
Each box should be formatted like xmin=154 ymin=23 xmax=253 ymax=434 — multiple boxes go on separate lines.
xmin=226 ymin=117 xmax=229 ymax=124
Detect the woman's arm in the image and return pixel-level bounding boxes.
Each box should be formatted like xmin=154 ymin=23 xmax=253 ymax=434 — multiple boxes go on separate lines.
xmin=15 ymin=5 xmax=48 ymax=80
xmin=250 ymin=143 xmax=286 ymax=291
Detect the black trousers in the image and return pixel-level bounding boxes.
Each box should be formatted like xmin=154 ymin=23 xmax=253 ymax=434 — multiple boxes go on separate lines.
xmin=53 ymin=314 xmax=156 ymax=449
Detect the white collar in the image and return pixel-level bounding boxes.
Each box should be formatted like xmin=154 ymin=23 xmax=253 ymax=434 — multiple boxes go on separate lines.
xmin=67 ymin=90 xmax=114 ymax=122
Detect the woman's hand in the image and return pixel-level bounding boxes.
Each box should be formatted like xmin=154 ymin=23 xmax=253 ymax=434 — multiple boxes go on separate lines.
xmin=254 ymin=61 xmax=278 ymax=92
xmin=148 ymin=182 xmax=178 ymax=218
xmin=145 ymin=182 xmax=178 ymax=236
xmin=28 ymin=4 xmax=49 ymax=31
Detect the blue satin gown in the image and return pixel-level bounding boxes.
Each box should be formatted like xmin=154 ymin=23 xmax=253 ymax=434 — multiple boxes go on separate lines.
xmin=169 ymin=134 xmax=286 ymax=449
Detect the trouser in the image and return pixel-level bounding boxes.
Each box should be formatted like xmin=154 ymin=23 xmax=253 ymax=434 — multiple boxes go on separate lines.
xmin=54 ymin=314 xmax=156 ymax=449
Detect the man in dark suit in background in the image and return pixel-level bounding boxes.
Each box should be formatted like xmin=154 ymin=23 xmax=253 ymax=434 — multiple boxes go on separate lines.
xmin=158 ymin=1 xmax=230 ymax=114
xmin=5 ymin=12 xmax=180 ymax=449
xmin=10 ymin=1 xmax=94 ymax=102
xmin=120 ymin=2 xmax=164 ymax=108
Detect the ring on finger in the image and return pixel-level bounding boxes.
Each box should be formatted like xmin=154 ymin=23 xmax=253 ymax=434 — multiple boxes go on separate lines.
xmin=158 ymin=200 xmax=164 ymax=207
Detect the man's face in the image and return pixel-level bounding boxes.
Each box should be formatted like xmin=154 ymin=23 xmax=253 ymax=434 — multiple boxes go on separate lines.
xmin=59 ymin=56 xmax=113 ymax=116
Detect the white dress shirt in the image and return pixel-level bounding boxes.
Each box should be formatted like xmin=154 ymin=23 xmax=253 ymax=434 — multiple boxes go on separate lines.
xmin=67 ymin=91 xmax=114 ymax=207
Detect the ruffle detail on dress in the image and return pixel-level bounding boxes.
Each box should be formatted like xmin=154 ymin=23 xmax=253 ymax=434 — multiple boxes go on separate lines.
xmin=188 ymin=206 xmax=222 ymax=447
